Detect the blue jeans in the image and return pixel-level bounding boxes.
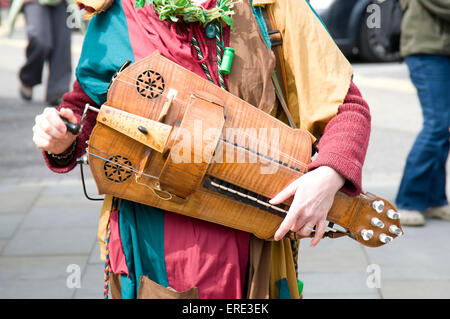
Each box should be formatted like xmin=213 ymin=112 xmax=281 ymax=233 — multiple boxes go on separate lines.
xmin=395 ymin=55 xmax=450 ymax=212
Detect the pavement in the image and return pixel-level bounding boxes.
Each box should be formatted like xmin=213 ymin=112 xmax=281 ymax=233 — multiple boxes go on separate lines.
xmin=0 ymin=10 xmax=449 ymax=299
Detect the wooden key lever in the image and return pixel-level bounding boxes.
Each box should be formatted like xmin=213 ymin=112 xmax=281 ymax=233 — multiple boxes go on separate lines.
xmin=96 ymin=104 xmax=173 ymax=153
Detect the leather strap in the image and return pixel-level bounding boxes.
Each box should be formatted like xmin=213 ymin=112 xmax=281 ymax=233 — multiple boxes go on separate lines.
xmin=261 ymin=6 xmax=297 ymax=129
xmin=261 ymin=6 xmax=319 ymax=155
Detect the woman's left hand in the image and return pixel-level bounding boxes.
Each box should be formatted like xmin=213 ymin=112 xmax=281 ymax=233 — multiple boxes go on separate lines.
xmin=270 ymin=166 xmax=345 ymax=247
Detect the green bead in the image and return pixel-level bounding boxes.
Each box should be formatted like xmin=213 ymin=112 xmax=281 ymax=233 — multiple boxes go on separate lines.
xmin=219 ymin=47 xmax=235 ymax=75
xmin=205 ymin=23 xmax=217 ymax=39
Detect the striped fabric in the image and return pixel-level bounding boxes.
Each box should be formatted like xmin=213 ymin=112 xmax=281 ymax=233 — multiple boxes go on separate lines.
xmin=103 ymin=221 xmax=111 ymax=299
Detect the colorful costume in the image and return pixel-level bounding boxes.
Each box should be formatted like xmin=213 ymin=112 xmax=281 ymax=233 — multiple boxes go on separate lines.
xmin=43 ymin=0 xmax=371 ymax=299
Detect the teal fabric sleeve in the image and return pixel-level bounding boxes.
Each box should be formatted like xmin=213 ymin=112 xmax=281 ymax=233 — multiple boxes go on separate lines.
xmin=75 ymin=0 xmax=135 ymax=105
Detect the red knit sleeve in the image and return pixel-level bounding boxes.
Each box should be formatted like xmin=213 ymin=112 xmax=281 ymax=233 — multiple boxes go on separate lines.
xmin=43 ymin=80 xmax=99 ymax=173
xmin=307 ymin=81 xmax=371 ymax=196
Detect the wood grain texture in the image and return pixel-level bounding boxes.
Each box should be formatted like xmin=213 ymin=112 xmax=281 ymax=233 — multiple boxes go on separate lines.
xmin=87 ymin=52 xmax=402 ymax=246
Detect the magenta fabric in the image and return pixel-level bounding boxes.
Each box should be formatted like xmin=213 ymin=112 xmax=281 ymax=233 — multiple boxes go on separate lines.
xmin=121 ymin=0 xmax=229 ymax=87
xmin=120 ymin=0 xmax=247 ymax=297
xmin=163 ymin=211 xmax=250 ymax=299
xmin=108 ymin=209 xmax=130 ymax=276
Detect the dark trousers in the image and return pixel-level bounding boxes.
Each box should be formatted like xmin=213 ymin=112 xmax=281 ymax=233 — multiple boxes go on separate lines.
xmin=19 ymin=1 xmax=72 ymax=103
xmin=395 ymin=55 xmax=450 ymax=212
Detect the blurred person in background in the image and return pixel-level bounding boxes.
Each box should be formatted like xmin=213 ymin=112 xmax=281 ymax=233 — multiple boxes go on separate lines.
xmin=8 ymin=0 xmax=73 ymax=106
xmin=395 ymin=0 xmax=450 ymax=226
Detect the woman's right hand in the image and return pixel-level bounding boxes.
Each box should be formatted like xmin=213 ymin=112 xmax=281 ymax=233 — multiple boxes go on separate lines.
xmin=32 ymin=107 xmax=78 ymax=155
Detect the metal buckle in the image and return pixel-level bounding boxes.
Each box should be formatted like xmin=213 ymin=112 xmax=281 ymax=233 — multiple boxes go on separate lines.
xmin=268 ymin=30 xmax=283 ymax=47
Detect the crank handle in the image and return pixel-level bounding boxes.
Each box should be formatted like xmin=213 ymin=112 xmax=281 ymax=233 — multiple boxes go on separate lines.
xmin=59 ymin=115 xmax=81 ymax=135
xmin=60 ymin=103 xmax=99 ymax=135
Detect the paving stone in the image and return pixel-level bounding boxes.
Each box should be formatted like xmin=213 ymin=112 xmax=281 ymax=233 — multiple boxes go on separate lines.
xmin=0 ymin=239 xmax=7 ymax=252
xmin=299 ymin=270 xmax=381 ymax=296
xmin=0 ymin=185 xmax=42 ymax=214
xmin=32 ymin=194 xmax=103 ymax=211
xmin=364 ymin=219 xmax=450 ymax=280
xmin=40 ymin=178 xmax=99 ymax=197
xmin=73 ymin=264 xmax=105 ymax=299
xmin=299 ymin=248 xmax=368 ymax=271
xmin=380 ymin=280 xmax=450 ymax=299
xmin=0 ymin=214 xmax=25 ymax=238
xmin=0 ymin=256 xmax=87 ymax=299
xmin=2 ymin=227 xmax=97 ymax=256
xmin=88 ymin=240 xmax=104 ymax=265
xmin=19 ymin=207 xmax=100 ymax=229
xmin=299 ymin=235 xmax=369 ymax=270
xmin=0 ymin=178 xmax=23 ymax=189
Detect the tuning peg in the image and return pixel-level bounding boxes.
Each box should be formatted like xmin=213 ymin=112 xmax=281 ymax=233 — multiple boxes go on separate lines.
xmin=361 ymin=229 xmax=374 ymax=241
xmin=379 ymin=233 xmax=393 ymax=244
xmin=389 ymin=225 xmax=403 ymax=236
xmin=371 ymin=217 xmax=385 ymax=228
xmin=372 ymin=200 xmax=385 ymax=213
xmin=386 ymin=209 xmax=400 ymax=220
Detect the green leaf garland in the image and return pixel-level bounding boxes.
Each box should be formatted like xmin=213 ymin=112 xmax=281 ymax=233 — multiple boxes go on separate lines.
xmin=135 ymin=0 xmax=235 ymax=29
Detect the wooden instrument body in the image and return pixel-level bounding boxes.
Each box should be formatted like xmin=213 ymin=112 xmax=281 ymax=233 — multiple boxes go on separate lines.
xmin=87 ymin=52 xmax=402 ymax=247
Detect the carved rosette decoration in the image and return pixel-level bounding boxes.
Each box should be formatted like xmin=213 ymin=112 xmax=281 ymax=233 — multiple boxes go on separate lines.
xmin=104 ymin=155 xmax=133 ymax=183
xmin=136 ymin=70 xmax=165 ymax=99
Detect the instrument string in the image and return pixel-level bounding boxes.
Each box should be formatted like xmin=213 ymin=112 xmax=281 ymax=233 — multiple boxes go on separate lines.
xmin=87 ymin=145 xmax=341 ymax=236
xmin=87 ymin=142 xmax=341 ymax=235
xmin=111 ymin=76 xmax=309 ymax=169
xmin=86 ymin=143 xmax=160 ymax=180
xmin=220 ymin=131 xmax=308 ymax=170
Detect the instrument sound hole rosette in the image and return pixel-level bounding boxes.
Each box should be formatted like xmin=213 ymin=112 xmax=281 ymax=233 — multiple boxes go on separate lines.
xmin=136 ymin=70 xmax=165 ymax=99
xmin=104 ymin=155 xmax=134 ymax=183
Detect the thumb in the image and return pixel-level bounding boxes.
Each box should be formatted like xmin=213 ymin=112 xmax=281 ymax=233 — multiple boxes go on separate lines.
xmin=59 ymin=108 xmax=78 ymax=124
